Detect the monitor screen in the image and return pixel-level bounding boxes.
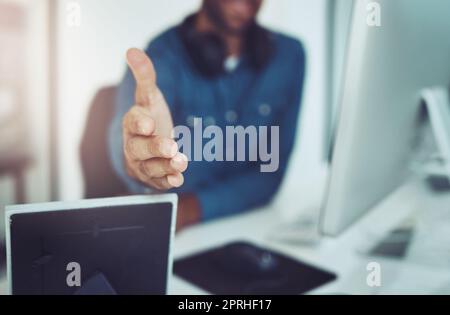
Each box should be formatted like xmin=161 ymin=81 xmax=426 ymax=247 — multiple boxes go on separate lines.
xmin=8 ymin=197 xmax=175 ymax=295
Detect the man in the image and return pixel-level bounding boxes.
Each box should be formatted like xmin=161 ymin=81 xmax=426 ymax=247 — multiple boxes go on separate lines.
xmin=109 ymin=0 xmax=306 ymax=231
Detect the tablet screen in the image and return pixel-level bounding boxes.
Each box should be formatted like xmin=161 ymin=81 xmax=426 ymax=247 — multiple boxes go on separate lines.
xmin=8 ymin=199 xmax=174 ymax=295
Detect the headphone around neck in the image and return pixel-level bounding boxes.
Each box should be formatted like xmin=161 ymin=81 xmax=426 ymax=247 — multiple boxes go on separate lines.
xmin=177 ymin=14 xmax=275 ymax=78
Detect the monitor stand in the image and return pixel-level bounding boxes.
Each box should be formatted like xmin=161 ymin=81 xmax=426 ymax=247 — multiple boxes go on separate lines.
xmin=418 ymin=87 xmax=450 ymax=187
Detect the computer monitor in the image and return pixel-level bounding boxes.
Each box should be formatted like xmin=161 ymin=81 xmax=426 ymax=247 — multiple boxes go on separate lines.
xmin=321 ymin=0 xmax=450 ymax=236
xmin=6 ymin=195 xmax=177 ymax=295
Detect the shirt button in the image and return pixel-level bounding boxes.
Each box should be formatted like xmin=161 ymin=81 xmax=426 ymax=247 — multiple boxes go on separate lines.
xmin=204 ymin=116 xmax=216 ymax=126
xmin=186 ymin=115 xmax=201 ymax=128
xmin=186 ymin=115 xmax=194 ymax=127
xmin=225 ymin=110 xmax=238 ymax=123
xmin=259 ymin=103 xmax=272 ymax=117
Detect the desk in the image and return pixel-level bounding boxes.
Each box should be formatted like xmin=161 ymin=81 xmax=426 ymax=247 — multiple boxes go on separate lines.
xmin=170 ymin=178 xmax=450 ymax=295
xmin=2 ymin=178 xmax=450 ymax=295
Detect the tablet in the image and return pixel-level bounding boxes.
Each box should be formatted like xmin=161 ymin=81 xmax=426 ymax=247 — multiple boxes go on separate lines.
xmin=5 ymin=194 xmax=177 ymax=295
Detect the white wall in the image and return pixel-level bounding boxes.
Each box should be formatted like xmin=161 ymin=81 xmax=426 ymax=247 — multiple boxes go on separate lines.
xmin=0 ymin=0 xmax=51 ymax=238
xmin=26 ymin=0 xmax=52 ymax=204
xmin=56 ymin=0 xmax=328 ymax=219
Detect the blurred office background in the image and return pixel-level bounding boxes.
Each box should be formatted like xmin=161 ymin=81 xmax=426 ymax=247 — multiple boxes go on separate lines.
xmin=0 ymin=0 xmax=51 ymax=237
xmin=0 ymin=0 xmax=349 ymax=240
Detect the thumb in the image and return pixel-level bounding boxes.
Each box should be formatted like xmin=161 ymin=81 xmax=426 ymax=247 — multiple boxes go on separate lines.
xmin=126 ymin=48 xmax=157 ymax=107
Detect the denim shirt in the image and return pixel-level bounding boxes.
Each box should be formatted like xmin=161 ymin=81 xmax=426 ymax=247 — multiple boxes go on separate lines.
xmin=108 ymin=25 xmax=306 ymax=221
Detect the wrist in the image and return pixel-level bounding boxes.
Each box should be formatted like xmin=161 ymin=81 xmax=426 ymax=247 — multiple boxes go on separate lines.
xmin=177 ymin=193 xmax=202 ymax=231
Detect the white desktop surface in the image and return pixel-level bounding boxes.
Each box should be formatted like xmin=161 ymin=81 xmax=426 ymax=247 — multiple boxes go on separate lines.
xmin=170 ymin=178 xmax=450 ymax=295
xmin=2 ymin=178 xmax=450 ymax=295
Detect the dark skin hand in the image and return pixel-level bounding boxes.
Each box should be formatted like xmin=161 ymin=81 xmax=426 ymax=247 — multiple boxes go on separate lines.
xmin=176 ymin=194 xmax=202 ymax=232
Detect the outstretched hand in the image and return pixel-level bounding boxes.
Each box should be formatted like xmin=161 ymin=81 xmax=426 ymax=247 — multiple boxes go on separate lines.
xmin=122 ymin=48 xmax=188 ymax=190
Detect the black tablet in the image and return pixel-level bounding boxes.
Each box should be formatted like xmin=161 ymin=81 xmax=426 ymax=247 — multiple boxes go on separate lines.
xmin=5 ymin=194 xmax=177 ymax=295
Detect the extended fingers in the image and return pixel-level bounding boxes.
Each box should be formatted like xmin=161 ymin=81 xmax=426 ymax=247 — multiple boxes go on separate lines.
xmin=153 ymin=173 xmax=185 ymax=190
xmin=126 ymin=48 xmax=158 ymax=107
xmin=139 ymin=153 xmax=188 ymax=178
xmin=123 ymin=106 xmax=155 ymax=136
xmin=126 ymin=135 xmax=178 ymax=161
